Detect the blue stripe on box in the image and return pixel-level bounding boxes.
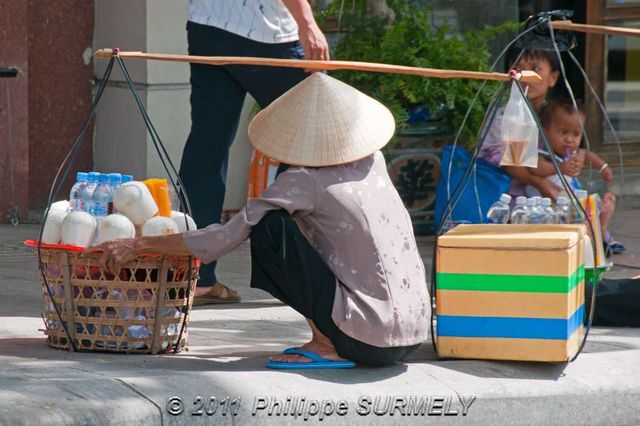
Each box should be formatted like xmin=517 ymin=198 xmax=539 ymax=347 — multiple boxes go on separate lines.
xmin=437 ymin=305 xmax=584 ymax=340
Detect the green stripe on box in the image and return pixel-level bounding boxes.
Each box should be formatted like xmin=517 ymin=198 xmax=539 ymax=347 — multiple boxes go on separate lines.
xmin=436 ymin=265 xmax=584 ymax=293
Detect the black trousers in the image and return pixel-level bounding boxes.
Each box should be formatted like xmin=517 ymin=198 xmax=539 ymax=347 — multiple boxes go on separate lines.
xmin=179 ymin=22 xmax=308 ymax=286
xmin=585 ymin=278 xmax=640 ymax=327
xmin=250 ymin=211 xmax=420 ymax=366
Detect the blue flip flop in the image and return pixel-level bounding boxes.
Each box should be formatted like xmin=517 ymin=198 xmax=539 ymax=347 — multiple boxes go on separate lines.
xmin=265 ymin=347 xmax=356 ymax=369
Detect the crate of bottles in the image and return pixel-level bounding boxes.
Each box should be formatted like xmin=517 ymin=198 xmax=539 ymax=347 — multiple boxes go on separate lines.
xmin=435 ymin=224 xmax=586 ymax=362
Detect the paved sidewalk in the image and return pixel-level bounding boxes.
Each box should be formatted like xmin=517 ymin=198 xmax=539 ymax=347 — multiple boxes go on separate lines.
xmin=0 ymin=208 xmax=639 ymax=425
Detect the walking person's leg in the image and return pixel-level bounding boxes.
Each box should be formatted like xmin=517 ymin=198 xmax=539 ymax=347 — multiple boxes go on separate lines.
xmin=180 ymin=22 xmax=246 ymax=304
xmin=228 ymin=39 xmax=308 ymax=176
xmin=233 ymin=40 xmax=308 ymax=109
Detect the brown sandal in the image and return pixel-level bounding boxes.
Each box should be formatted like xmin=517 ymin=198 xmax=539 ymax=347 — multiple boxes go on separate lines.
xmin=192 ymin=282 xmax=241 ymax=306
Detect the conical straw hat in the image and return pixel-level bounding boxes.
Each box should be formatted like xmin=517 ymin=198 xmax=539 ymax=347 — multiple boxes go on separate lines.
xmin=248 ymin=73 xmax=395 ymax=167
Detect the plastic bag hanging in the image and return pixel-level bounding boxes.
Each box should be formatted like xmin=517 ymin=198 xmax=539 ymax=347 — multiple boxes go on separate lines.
xmin=500 ymin=81 xmax=539 ymax=168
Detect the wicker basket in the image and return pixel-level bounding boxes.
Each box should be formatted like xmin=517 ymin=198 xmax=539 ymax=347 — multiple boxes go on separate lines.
xmin=37 ymin=246 xmax=198 ymax=354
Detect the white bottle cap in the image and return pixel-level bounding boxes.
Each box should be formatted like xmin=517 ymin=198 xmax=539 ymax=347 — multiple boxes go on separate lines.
xmin=515 ymin=196 xmax=526 ymax=205
xmin=541 ymin=197 xmax=552 ymax=206
xmin=557 ymin=196 xmax=569 ymax=205
xmin=499 ymin=193 xmax=512 ymax=204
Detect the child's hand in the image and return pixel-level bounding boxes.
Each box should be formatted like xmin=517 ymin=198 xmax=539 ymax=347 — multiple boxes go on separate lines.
xmin=560 ymin=151 xmax=585 ymax=177
xmin=600 ymin=164 xmax=614 ymax=183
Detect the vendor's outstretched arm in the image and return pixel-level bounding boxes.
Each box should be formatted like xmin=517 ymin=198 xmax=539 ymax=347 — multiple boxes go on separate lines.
xmin=530 ymin=157 xmax=556 ymax=177
xmin=84 ymin=169 xmax=316 ymax=274
xmin=503 ymin=165 xmax=561 ymax=200
xmin=135 ymin=234 xmax=191 ymax=256
xmin=84 ymin=234 xmax=191 ymax=275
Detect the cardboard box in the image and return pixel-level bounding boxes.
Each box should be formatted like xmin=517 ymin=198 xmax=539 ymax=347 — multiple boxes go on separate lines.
xmin=584 ymin=194 xmax=606 ymax=267
xmin=436 ymin=224 xmax=585 ymax=362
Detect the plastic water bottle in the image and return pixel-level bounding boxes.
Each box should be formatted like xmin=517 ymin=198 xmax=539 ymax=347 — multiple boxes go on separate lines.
xmin=92 ymin=174 xmax=112 ymax=218
xmin=80 ymin=172 xmax=100 ymax=215
xmin=128 ymin=316 xmax=151 ymax=339
xmin=69 ymin=172 xmax=88 ymax=212
xmin=555 ymin=196 xmax=571 ymax=224
xmin=540 ymin=197 xmax=556 ymax=224
xmin=128 ymin=315 xmax=151 ymax=349
xmin=527 ymin=196 xmax=544 ymax=224
xmin=486 ymin=193 xmax=512 ymax=224
xmin=523 ymin=197 xmax=541 ymax=224
xmin=510 ymin=196 xmax=527 ymax=224
xmin=108 ymin=173 xmax=122 ymax=190
xmin=107 ymin=173 xmax=122 ymax=214
xmin=573 ymin=189 xmax=589 ymax=223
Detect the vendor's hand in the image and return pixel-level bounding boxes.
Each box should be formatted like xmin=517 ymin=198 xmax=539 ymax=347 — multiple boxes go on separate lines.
xmin=82 ymin=239 xmax=137 ymax=275
xmin=537 ymin=178 xmax=562 ymax=201
xmin=298 ymin=22 xmax=330 ymax=72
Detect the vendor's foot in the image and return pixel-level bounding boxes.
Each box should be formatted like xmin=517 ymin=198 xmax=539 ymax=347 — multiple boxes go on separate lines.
xmin=193 ymin=282 xmax=241 ymax=305
xmin=269 ymin=340 xmax=346 ymax=363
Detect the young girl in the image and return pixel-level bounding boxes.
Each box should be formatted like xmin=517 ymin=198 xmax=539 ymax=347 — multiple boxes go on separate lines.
xmin=479 ymin=48 xmax=562 ymax=199
xmin=527 ymin=98 xmax=613 ymax=196
xmin=84 ymin=73 xmax=430 ymax=369
xmin=527 ymin=97 xmax=620 ymax=252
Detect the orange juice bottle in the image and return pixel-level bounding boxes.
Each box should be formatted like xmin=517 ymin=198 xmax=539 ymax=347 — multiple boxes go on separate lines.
xmin=144 ymin=178 xmax=171 ymax=217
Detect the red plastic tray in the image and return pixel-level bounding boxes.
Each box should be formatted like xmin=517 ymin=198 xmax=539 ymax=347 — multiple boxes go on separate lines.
xmin=23 ymin=240 xmax=85 ymax=252
xmin=23 ymin=239 xmax=201 ymax=266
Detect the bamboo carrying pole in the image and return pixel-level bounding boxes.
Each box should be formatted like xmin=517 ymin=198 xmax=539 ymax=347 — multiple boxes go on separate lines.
xmin=94 ymin=48 xmax=542 ymax=83
xmin=552 ymin=20 xmax=640 ymax=38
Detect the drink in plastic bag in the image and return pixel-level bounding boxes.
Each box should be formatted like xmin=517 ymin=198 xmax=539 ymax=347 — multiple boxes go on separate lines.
xmin=510 ymin=196 xmax=528 ymax=224
xmin=486 ymin=193 xmax=512 ymax=224
xmin=500 ymin=82 xmax=539 ymax=168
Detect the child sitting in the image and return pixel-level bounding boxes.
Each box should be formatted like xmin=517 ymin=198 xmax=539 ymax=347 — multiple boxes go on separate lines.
xmin=527 ymin=98 xmax=624 ymax=253
xmin=479 ymin=48 xmax=562 ymax=200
